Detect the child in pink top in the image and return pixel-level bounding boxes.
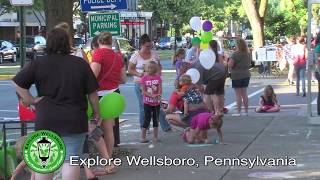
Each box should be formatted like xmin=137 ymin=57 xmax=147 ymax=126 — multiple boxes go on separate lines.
xmin=140 ymin=61 xmax=162 ymax=143
xmin=182 ymin=112 xmax=224 ymax=144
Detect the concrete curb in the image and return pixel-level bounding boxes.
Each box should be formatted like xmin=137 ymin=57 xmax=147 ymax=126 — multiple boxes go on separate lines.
xmin=0 ymin=75 xmax=15 ymax=80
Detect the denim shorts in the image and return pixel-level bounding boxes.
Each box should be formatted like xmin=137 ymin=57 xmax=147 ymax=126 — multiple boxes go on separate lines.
xmin=61 ymin=133 xmax=86 ymax=162
xmin=181 ymin=110 xmax=208 ymax=126
xmin=232 ymin=77 xmax=250 ymax=88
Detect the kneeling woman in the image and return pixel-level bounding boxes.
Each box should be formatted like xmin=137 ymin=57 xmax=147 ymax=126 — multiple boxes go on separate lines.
xmin=165 ymin=89 xmax=208 ymax=128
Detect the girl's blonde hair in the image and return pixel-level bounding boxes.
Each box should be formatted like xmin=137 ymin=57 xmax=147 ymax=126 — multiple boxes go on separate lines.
xmin=173 ymin=48 xmax=186 ymax=65
xmin=147 ymin=61 xmax=158 ymax=75
xmin=264 ymin=85 xmax=277 ymax=101
xmin=98 ymin=32 xmax=112 ymax=46
xmin=179 ymin=74 xmax=192 ymax=85
xmin=237 ymin=39 xmax=249 ymax=53
xmin=209 ymin=114 xmax=223 ymax=129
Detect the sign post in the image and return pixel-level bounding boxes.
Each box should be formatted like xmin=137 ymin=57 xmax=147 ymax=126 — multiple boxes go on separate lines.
xmin=6 ymin=1 xmax=33 ymax=180
xmin=80 ymin=0 xmax=128 ymax=12
xmin=10 ymin=0 xmax=33 ymax=69
xmin=19 ymin=7 xmax=26 ymax=69
xmin=88 ymin=12 xmax=121 ymax=37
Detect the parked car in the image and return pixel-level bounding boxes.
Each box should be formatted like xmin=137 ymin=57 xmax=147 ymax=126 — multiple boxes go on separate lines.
xmin=74 ymin=37 xmax=85 ymax=49
xmin=83 ymin=37 xmax=135 ymax=69
xmin=158 ymin=37 xmax=173 ymax=50
xmin=26 ymin=36 xmax=46 ymax=60
xmin=0 ymin=40 xmax=17 ymax=63
xmin=175 ymin=37 xmax=187 ymax=48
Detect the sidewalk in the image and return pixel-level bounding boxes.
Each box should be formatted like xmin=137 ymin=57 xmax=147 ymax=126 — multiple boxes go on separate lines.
xmin=92 ymin=112 xmax=320 ymax=180
xmin=15 ymin=111 xmax=320 ymax=180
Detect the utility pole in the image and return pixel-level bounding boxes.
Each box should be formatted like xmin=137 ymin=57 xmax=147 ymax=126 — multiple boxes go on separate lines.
xmin=19 ymin=7 xmax=26 ymax=69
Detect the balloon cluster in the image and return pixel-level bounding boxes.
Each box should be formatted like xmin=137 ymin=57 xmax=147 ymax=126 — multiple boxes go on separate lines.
xmin=187 ymin=17 xmax=216 ymax=81
xmin=189 ymin=17 xmax=214 ymax=47
xmin=87 ymin=92 xmax=126 ymax=120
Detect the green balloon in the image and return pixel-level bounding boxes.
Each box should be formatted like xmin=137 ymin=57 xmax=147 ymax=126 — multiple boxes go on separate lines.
xmin=201 ymin=31 xmax=213 ymax=44
xmin=191 ymin=37 xmax=201 ymax=45
xmin=0 ymin=145 xmax=17 ymax=178
xmin=99 ymin=93 xmax=126 ymax=120
xmin=87 ymin=100 xmax=93 ymax=120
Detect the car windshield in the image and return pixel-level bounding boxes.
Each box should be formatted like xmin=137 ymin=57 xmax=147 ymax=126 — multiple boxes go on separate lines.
xmin=118 ymin=39 xmax=131 ymax=51
xmin=74 ymin=38 xmax=83 ymax=45
xmin=160 ymin=37 xmax=170 ymax=43
xmin=34 ymin=36 xmax=46 ymax=44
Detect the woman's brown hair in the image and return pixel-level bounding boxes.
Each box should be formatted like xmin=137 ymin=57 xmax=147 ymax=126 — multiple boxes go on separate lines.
xmin=55 ymin=22 xmax=70 ymax=33
xmin=46 ymin=28 xmax=71 ymax=55
xmin=209 ymin=40 xmax=219 ymax=63
xmin=298 ymin=36 xmax=306 ymax=44
xmin=237 ymin=39 xmax=249 ymax=53
xmin=98 ymin=32 xmax=112 ymax=46
xmin=173 ymin=48 xmax=185 ymax=65
xmin=140 ymin=34 xmax=151 ymax=46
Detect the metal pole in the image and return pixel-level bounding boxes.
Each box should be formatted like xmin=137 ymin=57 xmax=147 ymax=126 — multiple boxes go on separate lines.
xmin=19 ymin=7 xmax=27 ymax=137
xmin=307 ymin=1 xmax=313 ymax=117
xmin=3 ymin=124 xmax=7 ymax=180
xmin=19 ymin=6 xmax=26 ymax=69
xmin=138 ymin=12 xmax=141 ymax=37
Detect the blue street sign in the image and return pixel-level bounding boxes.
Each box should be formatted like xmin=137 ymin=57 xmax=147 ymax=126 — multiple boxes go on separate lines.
xmin=80 ymin=0 xmax=128 ymax=12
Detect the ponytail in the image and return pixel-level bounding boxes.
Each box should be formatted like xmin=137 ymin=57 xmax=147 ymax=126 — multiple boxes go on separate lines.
xmin=209 ymin=40 xmax=219 ymax=63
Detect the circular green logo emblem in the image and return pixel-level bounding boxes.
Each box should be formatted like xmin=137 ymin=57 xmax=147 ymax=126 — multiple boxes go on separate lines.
xmin=23 ymin=130 xmax=66 ymax=174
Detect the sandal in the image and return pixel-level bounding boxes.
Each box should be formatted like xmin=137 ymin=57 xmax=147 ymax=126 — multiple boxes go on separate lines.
xmin=94 ymin=165 xmax=116 ymax=176
xmin=88 ymin=177 xmax=99 ymax=180
xmin=181 ymin=128 xmax=190 ymax=142
xmin=140 ymin=139 xmax=149 ymax=143
xmin=105 ymin=165 xmax=117 ymax=175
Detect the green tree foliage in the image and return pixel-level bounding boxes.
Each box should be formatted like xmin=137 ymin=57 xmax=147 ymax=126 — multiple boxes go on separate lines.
xmin=265 ymin=0 xmax=308 ymax=41
xmin=140 ymin=0 xmax=205 ymax=35
xmin=0 ymin=0 xmax=44 ymax=15
xmin=279 ymin=0 xmax=307 ymax=36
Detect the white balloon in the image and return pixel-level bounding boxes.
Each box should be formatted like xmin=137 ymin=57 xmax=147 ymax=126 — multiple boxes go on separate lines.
xmin=189 ymin=16 xmax=202 ymax=31
xmin=199 ymin=49 xmax=216 ymax=70
xmin=186 ymin=68 xmax=200 ymax=84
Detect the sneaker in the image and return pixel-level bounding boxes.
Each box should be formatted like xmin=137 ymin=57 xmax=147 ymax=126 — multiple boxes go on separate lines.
xmin=231 ymin=113 xmax=241 ymax=117
xmin=302 ymin=93 xmax=306 ymax=97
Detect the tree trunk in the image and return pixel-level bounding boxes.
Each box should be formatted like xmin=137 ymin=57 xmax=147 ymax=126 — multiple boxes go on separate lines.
xmin=44 ymin=0 xmax=73 ymax=38
xmin=242 ymin=0 xmax=267 ymax=48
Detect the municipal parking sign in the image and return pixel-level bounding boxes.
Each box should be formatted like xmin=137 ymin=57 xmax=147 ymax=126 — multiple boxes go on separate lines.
xmin=88 ymin=12 xmax=121 ymax=37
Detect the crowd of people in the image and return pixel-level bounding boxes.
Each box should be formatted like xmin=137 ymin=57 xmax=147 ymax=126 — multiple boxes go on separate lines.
xmin=11 ymin=22 xmax=286 ymax=180
xmin=282 ymin=36 xmax=308 ymax=97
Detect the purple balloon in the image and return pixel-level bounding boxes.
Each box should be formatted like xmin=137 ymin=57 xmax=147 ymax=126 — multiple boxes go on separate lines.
xmin=202 ymin=20 xmax=213 ymax=32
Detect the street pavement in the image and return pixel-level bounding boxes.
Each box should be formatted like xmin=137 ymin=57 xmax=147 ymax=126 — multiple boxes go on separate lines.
xmin=1 ymin=60 xmax=320 ymax=179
